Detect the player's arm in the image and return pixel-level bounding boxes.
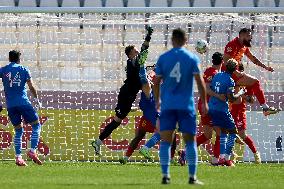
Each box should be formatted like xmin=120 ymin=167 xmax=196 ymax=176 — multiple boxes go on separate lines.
xmin=228 ymin=87 xmax=246 ymax=102
xmin=195 ymin=74 xmax=208 ymax=115
xmin=27 ymin=79 xmax=38 ymax=99
xmin=27 ymin=79 xmax=42 ymax=109
xmin=206 ymin=83 xmax=226 ymax=101
xmin=140 ymin=26 xmax=153 ymax=52
xmin=223 ymin=53 xmax=232 ymax=65
xmin=245 ymin=50 xmax=274 ymax=72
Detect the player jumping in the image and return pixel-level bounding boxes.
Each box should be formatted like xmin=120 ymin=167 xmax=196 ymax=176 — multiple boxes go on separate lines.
xmin=209 ymin=58 xmax=246 ymax=167
xmin=91 ymin=27 xmax=153 ymax=155
xmin=223 ymin=28 xmax=280 ymax=116
xmin=0 ymin=50 xmax=43 ymax=166
xmin=154 ymin=28 xmax=207 ymax=185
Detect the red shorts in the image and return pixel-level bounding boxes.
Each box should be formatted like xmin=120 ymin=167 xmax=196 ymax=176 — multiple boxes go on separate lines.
xmin=231 ymin=109 xmax=247 ymax=131
xmin=138 ymin=116 xmax=155 ymax=133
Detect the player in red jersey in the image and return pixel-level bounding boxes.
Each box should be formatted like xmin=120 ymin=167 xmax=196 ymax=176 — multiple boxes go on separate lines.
xmin=223 ymin=28 xmax=280 ymax=116
xmin=196 ymin=52 xmax=225 ymax=165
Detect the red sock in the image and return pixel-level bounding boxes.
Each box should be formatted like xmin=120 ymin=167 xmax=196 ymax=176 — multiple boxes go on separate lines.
xmin=125 ymin=146 xmax=134 ymax=157
xmin=213 ymin=136 xmax=220 ymax=158
xmin=197 ymin=134 xmax=209 ymax=146
xmin=244 ymin=136 xmax=257 ymax=153
xmin=250 ymin=80 xmax=266 ymax=105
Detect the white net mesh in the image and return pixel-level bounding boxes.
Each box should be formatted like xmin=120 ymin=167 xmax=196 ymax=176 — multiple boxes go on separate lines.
xmin=0 ymin=11 xmax=283 ymax=162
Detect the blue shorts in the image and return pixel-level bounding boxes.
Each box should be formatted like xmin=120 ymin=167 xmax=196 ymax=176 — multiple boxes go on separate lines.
xmin=7 ymin=105 xmax=39 ymax=126
xmin=208 ymin=109 xmax=235 ymax=130
xmin=159 ymin=110 xmax=197 ymax=135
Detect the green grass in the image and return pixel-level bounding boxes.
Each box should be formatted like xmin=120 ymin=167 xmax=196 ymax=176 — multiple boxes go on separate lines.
xmin=0 ymin=161 xmax=283 ymax=189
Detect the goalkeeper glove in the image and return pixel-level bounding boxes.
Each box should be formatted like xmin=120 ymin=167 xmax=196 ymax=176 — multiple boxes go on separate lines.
xmin=138 ymin=49 xmax=148 ymax=67
xmin=34 ymin=98 xmax=42 ymax=110
xmin=145 ymin=26 xmax=153 ymax=42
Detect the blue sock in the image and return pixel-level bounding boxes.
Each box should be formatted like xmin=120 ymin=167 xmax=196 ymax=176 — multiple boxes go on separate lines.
xmin=159 ymin=141 xmax=171 ymax=177
xmin=139 ymin=66 xmax=148 ymax=84
xmin=14 ymin=127 xmax=24 ymax=156
xmin=186 ymin=141 xmax=198 ymax=179
xmin=145 ymin=132 xmax=160 ymax=149
xmin=220 ymin=132 xmax=228 ymax=157
xmin=31 ymin=123 xmax=41 ymax=151
xmin=225 ymin=133 xmax=236 ymax=159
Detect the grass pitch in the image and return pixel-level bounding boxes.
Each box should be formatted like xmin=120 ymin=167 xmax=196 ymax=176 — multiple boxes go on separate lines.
xmin=0 ymin=161 xmax=283 ymax=189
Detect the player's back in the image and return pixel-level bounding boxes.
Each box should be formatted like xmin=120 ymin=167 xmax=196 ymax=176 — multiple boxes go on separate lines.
xmin=209 ymin=72 xmax=235 ymax=112
xmin=156 ymin=47 xmax=200 ymax=111
xmin=0 ymin=62 xmax=31 ymax=108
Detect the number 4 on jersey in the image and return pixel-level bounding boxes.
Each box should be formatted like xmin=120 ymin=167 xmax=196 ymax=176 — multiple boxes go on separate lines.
xmin=170 ymin=62 xmax=181 ymax=83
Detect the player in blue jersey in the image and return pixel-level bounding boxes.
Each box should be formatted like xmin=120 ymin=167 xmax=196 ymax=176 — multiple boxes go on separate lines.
xmin=154 ymin=28 xmax=208 ymax=185
xmin=208 ymin=58 xmax=246 ymax=167
xmin=0 ymin=50 xmax=43 ymax=166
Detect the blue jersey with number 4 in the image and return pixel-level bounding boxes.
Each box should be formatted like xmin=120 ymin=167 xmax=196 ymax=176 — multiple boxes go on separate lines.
xmin=0 ymin=62 xmax=32 ymax=108
xmin=209 ymin=72 xmax=235 ymax=112
xmin=155 ymin=47 xmax=200 ymax=111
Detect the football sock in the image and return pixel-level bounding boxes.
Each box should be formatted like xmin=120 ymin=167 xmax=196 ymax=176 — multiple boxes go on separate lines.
xmin=31 ymin=123 xmax=41 ymax=152
xmin=186 ymin=141 xmax=197 ymax=179
xmin=225 ymin=133 xmax=236 ymax=160
xmin=213 ymin=136 xmax=220 ymax=158
xmin=145 ymin=132 xmax=160 ymax=149
xmin=99 ymin=120 xmax=121 ymax=141
xmin=160 ymin=141 xmax=171 ymax=178
xmin=220 ymin=132 xmax=227 ymax=158
xmin=197 ymin=133 xmax=209 ymax=146
xmin=125 ymin=146 xmax=134 ymax=157
xmin=14 ymin=127 xmax=24 ymax=157
xmin=244 ymin=135 xmax=257 ymax=153
xmin=139 ymin=66 xmax=148 ymax=85
xmin=261 ymin=103 xmax=269 ymax=109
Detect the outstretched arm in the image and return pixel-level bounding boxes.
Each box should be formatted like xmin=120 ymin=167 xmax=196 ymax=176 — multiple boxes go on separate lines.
xmin=246 ymin=50 xmax=274 ymax=72
xmin=140 ymin=26 xmax=153 ymax=52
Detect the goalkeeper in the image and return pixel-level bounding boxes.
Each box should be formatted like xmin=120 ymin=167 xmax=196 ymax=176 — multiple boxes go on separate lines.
xmin=91 ymin=26 xmax=154 ymax=155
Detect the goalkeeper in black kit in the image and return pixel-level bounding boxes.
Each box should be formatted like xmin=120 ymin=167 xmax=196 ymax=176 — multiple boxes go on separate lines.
xmin=91 ymin=26 xmax=154 ymax=155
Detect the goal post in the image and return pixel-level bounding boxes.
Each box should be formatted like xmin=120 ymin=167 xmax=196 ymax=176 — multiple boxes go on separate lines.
xmin=0 ymin=7 xmax=283 ymax=163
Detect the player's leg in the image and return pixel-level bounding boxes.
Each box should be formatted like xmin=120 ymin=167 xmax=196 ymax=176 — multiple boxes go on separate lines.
xmin=235 ymin=71 xmax=280 ymax=115
xmin=92 ymin=84 xmax=138 ymax=155
xmin=159 ymin=110 xmax=176 ymax=184
xmin=197 ymin=125 xmax=213 ymax=146
xmin=8 ymin=107 xmax=27 ymax=166
xmin=212 ymin=126 xmax=221 ymax=165
xmin=178 ymin=110 xmax=203 ymax=185
xmin=170 ymin=133 xmax=177 ymax=163
xmin=120 ymin=126 xmax=146 ymax=164
xmin=238 ymin=129 xmax=261 ymax=164
xmin=21 ymin=105 xmax=42 ymax=165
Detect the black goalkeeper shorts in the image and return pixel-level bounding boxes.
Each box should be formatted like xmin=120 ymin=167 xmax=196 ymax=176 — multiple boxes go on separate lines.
xmin=115 ymin=82 xmax=140 ymax=119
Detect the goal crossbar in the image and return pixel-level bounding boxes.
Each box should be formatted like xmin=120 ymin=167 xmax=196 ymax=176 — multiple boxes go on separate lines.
xmin=0 ymin=6 xmax=283 ymax=14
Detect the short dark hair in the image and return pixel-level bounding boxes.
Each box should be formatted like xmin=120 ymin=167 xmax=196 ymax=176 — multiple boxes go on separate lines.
xmin=125 ymin=45 xmax=135 ymax=57
xmin=9 ymin=50 xmax=21 ymax=62
xmin=212 ymin=52 xmax=223 ymax=65
xmin=172 ymin=28 xmax=187 ymax=45
xmin=239 ymin=28 xmax=252 ymax=35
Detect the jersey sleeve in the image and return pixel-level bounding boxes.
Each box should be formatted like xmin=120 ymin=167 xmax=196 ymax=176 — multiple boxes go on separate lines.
xmin=224 ymin=41 xmax=235 ymax=57
xmin=192 ymin=55 xmax=201 ymax=75
xmin=227 ymin=78 xmax=235 ymax=94
xmin=244 ymin=47 xmax=251 ymax=56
